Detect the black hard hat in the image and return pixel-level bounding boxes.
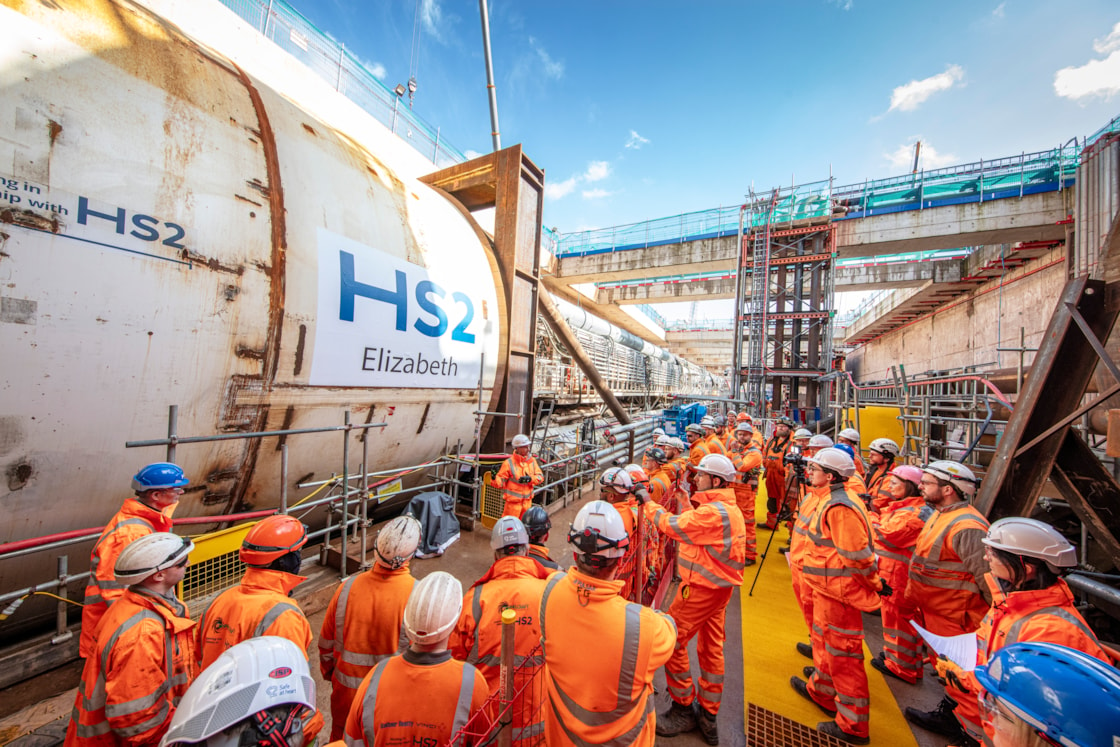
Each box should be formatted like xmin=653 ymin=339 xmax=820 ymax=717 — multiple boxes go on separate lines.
xmin=522 ymin=505 xmax=551 ymax=541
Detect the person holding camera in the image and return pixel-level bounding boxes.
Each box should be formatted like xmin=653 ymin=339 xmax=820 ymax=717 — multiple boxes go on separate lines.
xmin=492 ymin=434 xmax=544 ymax=519
xmin=760 ymin=417 xmax=795 ymax=529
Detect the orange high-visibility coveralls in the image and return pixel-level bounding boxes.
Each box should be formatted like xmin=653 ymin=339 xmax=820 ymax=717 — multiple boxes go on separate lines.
xmin=492 ymin=454 xmax=544 ymax=519
xmin=864 ymin=462 xmax=893 ymax=513
xmin=198 ymin=567 xmax=311 ymax=668
xmin=729 ymin=441 xmax=762 ymax=559
xmin=703 ymin=434 xmax=727 ymax=456
xmin=607 ymin=497 xmax=659 ymax=602
xmin=538 ymin=566 xmax=676 ymax=746
xmin=344 ymin=651 xmax=489 ymax=747
xmin=527 ymin=543 xmax=560 ymax=569
xmin=871 ymin=495 xmax=930 ymax=683
xmin=648 ymin=466 xmax=676 ymax=507
xmin=801 ymin=483 xmax=885 ymax=740
xmin=949 ymin=578 xmax=1112 ymax=743
xmin=762 ymin=433 xmax=792 ymax=528
xmin=644 ymin=488 xmax=746 ymax=717
xmin=450 ymin=555 xmax=551 ymax=744
xmin=907 ymin=502 xmax=992 ymax=638
xmin=788 ymin=482 xmax=830 ymax=633
xmin=319 ymin=565 xmax=414 ymax=741
xmin=80 ymin=499 xmax=173 ymax=658
xmin=65 ymin=589 xmax=198 ymax=747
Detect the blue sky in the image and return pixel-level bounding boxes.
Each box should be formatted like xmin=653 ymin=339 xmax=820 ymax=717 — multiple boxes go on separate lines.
xmin=292 ymin=0 xmax=1119 ymax=321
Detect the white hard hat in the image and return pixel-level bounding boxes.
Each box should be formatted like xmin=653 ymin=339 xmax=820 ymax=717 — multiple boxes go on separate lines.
xmin=404 ymin=571 xmax=463 ymax=646
xmin=652 ymin=427 xmax=666 ymax=437
xmin=838 ymin=428 xmax=860 ymax=443
xmin=734 ymin=422 xmax=753 ymax=433
xmin=794 ymin=428 xmax=813 ymax=440
xmin=700 ymin=416 xmax=716 ymax=427
xmin=511 ymin=434 xmax=532 ymax=448
xmin=568 ymin=500 xmax=629 ymax=560
xmin=923 ymin=460 xmax=978 ymax=498
xmin=983 ymin=517 xmax=1078 ymax=570
xmin=696 ymin=453 xmax=737 ymax=482
xmin=669 ymin=437 xmax=686 ymax=451
xmin=656 ymin=434 xmax=675 ymax=448
xmin=869 ymin=437 xmax=901 ymax=458
xmin=115 ymin=533 xmax=194 ymax=584
xmin=376 ymin=515 xmax=422 ymax=569
xmin=623 ymin=464 xmax=648 ymax=484
xmin=807 ymin=447 xmax=856 ymax=478
xmin=160 ymin=637 xmax=314 ymax=747
xmin=808 ymin=434 xmax=834 ymax=449
xmin=491 ymin=516 xmax=529 ymax=552
xmin=598 ymin=467 xmax=633 ymax=494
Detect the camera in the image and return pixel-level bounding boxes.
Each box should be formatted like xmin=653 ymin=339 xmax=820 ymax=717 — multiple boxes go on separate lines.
xmin=782 ymin=446 xmax=804 ymax=467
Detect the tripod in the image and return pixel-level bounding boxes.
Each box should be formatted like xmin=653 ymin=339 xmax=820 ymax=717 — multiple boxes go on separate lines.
xmin=747 ymin=467 xmax=803 ymax=597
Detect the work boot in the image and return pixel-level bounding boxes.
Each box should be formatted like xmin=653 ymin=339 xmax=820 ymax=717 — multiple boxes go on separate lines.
xmin=871 ymin=655 xmax=911 ymax=683
xmin=817 ymin=720 xmax=870 ymax=745
xmin=789 ymin=677 xmax=836 ymax=717
xmin=905 ymin=696 xmax=961 ymax=737
xmin=777 ymin=545 xmax=791 ymax=555
xmin=756 ymin=521 xmax=777 ymax=530
xmin=803 ymin=665 xmax=816 ymax=679
xmin=656 ymin=700 xmax=697 ymax=737
xmin=694 ymin=703 xmax=719 ymax=746
xmin=796 ymin=641 xmax=813 ymax=659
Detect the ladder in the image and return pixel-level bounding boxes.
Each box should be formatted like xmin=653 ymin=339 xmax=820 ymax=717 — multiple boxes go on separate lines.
xmin=741 ymin=189 xmax=780 ymax=415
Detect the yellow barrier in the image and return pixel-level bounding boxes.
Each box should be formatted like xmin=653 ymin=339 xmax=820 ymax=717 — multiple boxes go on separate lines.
xmin=842 ymin=406 xmax=906 ymax=456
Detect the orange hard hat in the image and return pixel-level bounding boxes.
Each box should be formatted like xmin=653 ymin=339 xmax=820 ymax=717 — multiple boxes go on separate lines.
xmin=737 ymin=413 xmax=752 ymax=422
xmin=240 ymin=515 xmax=308 ymax=567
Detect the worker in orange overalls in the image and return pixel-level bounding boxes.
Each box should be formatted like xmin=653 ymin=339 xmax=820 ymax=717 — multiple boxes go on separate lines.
xmin=599 ymin=467 xmax=657 ymax=601
xmin=643 ymin=446 xmax=676 ymax=507
xmin=539 ymin=500 xmax=677 ymax=746
xmin=451 ymin=517 xmax=551 ymax=744
xmin=738 ymin=413 xmax=765 ymax=449
xmin=760 ymin=417 xmax=794 ymax=529
xmin=643 ymin=454 xmax=746 ymax=745
xmin=867 ymin=465 xmax=930 ymax=685
xmin=832 ymin=442 xmax=869 ymax=497
xmin=836 ymin=428 xmax=866 ymax=476
xmin=728 ymin=421 xmax=762 ymax=561
xmin=929 ymin=517 xmax=1113 ymax=747
xmin=66 ymin=533 xmax=198 ymax=747
xmin=198 ymin=515 xmax=312 ymax=668
xmin=700 ymin=416 xmax=727 ymax=456
xmin=659 ymin=435 xmax=688 ymax=489
xmin=903 ymin=461 xmax=992 ymax=741
xmin=344 ymin=572 xmax=489 ymax=747
xmin=80 ymin=462 xmax=186 ymax=659
xmin=319 ymin=516 xmax=420 ymax=740
xmin=492 ymin=433 xmax=544 ymax=519
xmin=789 ymin=448 xmax=889 ymax=745
xmin=863 ymin=438 xmax=900 ymax=513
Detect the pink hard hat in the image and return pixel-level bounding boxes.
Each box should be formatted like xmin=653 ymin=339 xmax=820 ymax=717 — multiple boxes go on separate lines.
xmin=890 ymin=465 xmax=924 ymax=488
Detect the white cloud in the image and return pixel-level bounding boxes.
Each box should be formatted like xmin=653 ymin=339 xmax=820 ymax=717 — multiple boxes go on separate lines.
xmin=625 ymin=130 xmax=650 ymax=149
xmin=420 ymin=0 xmax=445 ymax=41
xmin=582 ymin=188 xmax=612 ymax=200
xmin=545 ymin=177 xmax=578 ymax=200
xmin=828 ymin=0 xmax=853 ymax=9
xmin=888 ymin=64 xmax=965 ymax=112
xmin=992 ymin=2 xmax=1006 ymax=19
xmin=1054 ymin=23 xmax=1120 ymax=101
xmin=885 ymin=140 xmax=958 ymax=172
xmin=583 ymin=161 xmax=611 ymax=182
xmin=529 ymin=36 xmax=564 ymax=79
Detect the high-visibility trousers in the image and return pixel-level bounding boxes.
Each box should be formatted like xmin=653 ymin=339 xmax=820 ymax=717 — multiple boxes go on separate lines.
xmin=665 ymin=584 xmax=734 ymax=716
xmin=790 ymin=563 xmax=814 ymax=635
xmin=879 ymin=556 xmax=924 ymax=684
xmin=948 ymin=677 xmax=984 ymax=743
xmin=806 ymin=591 xmax=871 ymax=739
xmin=762 ymin=467 xmax=786 ymax=526
xmin=502 ymin=495 xmax=532 ymax=520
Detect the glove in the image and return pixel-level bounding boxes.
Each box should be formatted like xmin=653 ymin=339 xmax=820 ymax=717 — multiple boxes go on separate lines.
xmin=517 ymin=475 xmax=532 ymax=484
xmin=935 ymin=655 xmax=967 ymax=691
xmin=633 ymin=487 xmax=650 ymax=505
xmin=877 ymin=580 xmax=893 ymax=598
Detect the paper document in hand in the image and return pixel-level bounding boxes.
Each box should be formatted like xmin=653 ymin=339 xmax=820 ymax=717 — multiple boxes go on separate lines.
xmin=911 ymin=622 xmax=978 ymax=671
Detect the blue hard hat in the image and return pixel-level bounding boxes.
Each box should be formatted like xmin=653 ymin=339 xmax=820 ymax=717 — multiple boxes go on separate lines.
xmin=975 ymin=642 xmax=1120 ymax=747
xmin=833 ymin=443 xmax=856 ymax=459
xmin=131 ymin=462 xmax=189 ymax=491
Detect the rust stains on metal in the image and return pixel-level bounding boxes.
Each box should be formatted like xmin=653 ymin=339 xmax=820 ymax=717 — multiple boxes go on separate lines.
xmin=275 ymin=405 xmax=296 ymax=450
xmin=416 ymin=402 xmax=431 ymax=435
xmin=301 ymin=123 xmax=316 ymax=136
xmin=47 ymin=119 xmax=62 ymax=146
xmin=0 ymin=209 xmax=59 ymax=233
xmin=234 ymin=194 xmax=263 ymax=207
xmin=179 ymin=249 xmax=243 ymax=275
xmin=6 ymin=460 xmax=32 ymax=491
xmin=235 ymin=344 xmax=265 ymax=360
xmin=245 ymin=178 xmax=270 ymax=198
xmin=293 ymin=323 xmax=307 ymax=376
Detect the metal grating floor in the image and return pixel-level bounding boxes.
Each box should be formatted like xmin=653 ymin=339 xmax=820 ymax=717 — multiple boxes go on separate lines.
xmin=746 ymin=703 xmax=849 ymax=747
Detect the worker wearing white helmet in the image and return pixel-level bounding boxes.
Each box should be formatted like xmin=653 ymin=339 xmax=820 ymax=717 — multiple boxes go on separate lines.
xmin=318 ymin=515 xmax=420 ymax=740
xmin=727 ymin=422 xmax=763 ymax=521
xmin=641 ymin=453 xmax=748 ymax=744
xmin=67 ymin=533 xmax=198 ymax=747
xmin=836 ymin=428 xmax=866 ymax=477
xmin=597 ymin=467 xmax=657 ymax=603
xmin=344 ymin=571 xmax=488 ymax=747
xmin=760 ymin=417 xmax=795 ymax=530
xmin=864 ymin=437 xmax=901 ymax=512
xmin=538 ymin=501 xmax=676 ymax=746
xmin=491 ymin=434 xmax=544 ymax=520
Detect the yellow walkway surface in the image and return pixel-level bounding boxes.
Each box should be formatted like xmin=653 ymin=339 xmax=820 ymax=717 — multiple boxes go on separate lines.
xmin=741 ymin=485 xmax=917 ymax=745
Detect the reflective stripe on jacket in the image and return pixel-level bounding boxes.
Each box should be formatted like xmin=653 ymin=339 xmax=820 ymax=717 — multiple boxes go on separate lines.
xmin=197 ymin=568 xmax=309 ymax=669
xmin=644 ymin=488 xmax=746 ymax=589
xmin=538 ymin=569 xmax=676 ymax=746
xmin=80 ymin=500 xmax=173 ymax=658
xmin=343 ymin=651 xmax=488 ymax=747
xmin=908 ymin=502 xmax=991 ymax=635
xmin=865 ymin=463 xmax=893 ymax=513
xmin=65 ymin=588 xmax=197 ymax=747
xmin=788 ymin=483 xmax=829 ymax=569
xmin=492 ymin=455 xmax=543 ymax=502
xmin=871 ymin=496 xmax=929 ymax=564
xmin=801 ymin=482 xmax=883 ymax=611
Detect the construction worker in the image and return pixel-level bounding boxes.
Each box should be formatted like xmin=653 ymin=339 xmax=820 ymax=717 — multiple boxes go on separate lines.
xmin=789 ymin=448 xmax=889 ymax=745
xmin=492 ymin=434 xmax=543 ymax=519
xmin=868 ymin=465 xmax=930 ymax=685
xmin=974 ymin=642 xmax=1120 ymax=747
xmin=642 ymin=453 xmax=746 ymax=745
xmin=538 ymin=500 xmax=676 ymax=746
xmin=198 ymin=515 xmax=312 ymax=669
xmin=738 ymin=412 xmax=765 ymax=449
xmin=661 ymin=435 xmax=689 ymax=487
xmin=836 ymin=427 xmax=865 ymax=475
xmin=161 ymin=637 xmax=318 ymax=747
xmin=728 ymin=422 xmax=763 ymax=521
xmin=916 ymin=518 xmax=1112 ymax=747
xmin=451 ymin=517 xmax=551 ymax=744
xmin=344 ymin=572 xmax=489 ymax=747
xmin=319 ymin=516 xmax=420 ymax=741
xmin=779 ymin=433 xmax=833 ymax=557
xmin=831 ymin=442 xmax=868 ymax=496
xmin=80 ymin=462 xmax=187 ymax=658
xmin=522 ymin=505 xmax=560 ymax=569
xmin=700 ymin=416 xmax=727 ymax=456
xmin=760 ymin=417 xmax=794 ymax=529
xmin=903 ymin=461 xmax=991 ymax=739
xmin=864 ymin=437 xmax=901 ymax=512
xmin=643 ymin=446 xmax=676 ymax=508
xmin=66 ymin=533 xmax=198 ymax=747
xmin=623 ymin=463 xmax=650 ymax=494
xmin=598 ymin=467 xmax=655 ymax=602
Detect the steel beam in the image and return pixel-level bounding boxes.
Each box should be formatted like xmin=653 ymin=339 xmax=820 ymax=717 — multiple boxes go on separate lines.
xmin=1049 ymin=430 xmax=1120 ymax=563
